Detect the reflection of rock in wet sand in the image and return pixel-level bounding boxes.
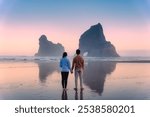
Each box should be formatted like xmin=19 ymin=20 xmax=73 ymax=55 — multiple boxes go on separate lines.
xmin=36 ymin=62 xmax=59 ymax=83
xmin=83 ymin=61 xmax=116 ymax=95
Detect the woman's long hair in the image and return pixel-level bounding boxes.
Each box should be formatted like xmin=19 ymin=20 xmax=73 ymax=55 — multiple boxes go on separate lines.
xmin=62 ymin=52 xmax=67 ymax=58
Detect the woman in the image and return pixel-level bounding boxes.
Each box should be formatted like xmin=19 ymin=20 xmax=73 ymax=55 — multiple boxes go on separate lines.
xmin=60 ymin=52 xmax=71 ymax=90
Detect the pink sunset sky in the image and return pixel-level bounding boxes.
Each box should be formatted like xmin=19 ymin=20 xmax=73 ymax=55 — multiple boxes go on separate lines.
xmin=0 ymin=0 xmax=150 ymax=56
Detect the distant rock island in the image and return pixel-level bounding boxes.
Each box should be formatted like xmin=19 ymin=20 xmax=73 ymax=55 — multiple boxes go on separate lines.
xmin=79 ymin=23 xmax=119 ymax=57
xmin=35 ymin=35 xmax=64 ymax=56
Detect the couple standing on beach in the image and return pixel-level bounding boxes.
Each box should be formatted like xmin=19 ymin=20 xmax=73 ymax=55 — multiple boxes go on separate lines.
xmin=59 ymin=49 xmax=84 ymax=91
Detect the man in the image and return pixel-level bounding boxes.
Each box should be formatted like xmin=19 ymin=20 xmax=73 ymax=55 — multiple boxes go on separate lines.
xmin=71 ymin=49 xmax=84 ymax=91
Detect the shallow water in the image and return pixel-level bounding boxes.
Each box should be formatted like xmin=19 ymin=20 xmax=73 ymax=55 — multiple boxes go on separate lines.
xmin=0 ymin=59 xmax=150 ymax=100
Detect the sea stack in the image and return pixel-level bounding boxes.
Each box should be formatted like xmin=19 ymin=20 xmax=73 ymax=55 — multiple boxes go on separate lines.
xmin=79 ymin=23 xmax=119 ymax=57
xmin=35 ymin=35 xmax=64 ymax=56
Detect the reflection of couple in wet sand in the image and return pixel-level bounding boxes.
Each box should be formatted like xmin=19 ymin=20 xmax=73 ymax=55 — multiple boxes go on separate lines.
xmin=62 ymin=90 xmax=83 ymax=100
xmin=60 ymin=49 xmax=84 ymax=99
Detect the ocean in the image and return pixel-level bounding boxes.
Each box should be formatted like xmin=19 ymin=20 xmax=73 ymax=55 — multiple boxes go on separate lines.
xmin=0 ymin=56 xmax=150 ymax=100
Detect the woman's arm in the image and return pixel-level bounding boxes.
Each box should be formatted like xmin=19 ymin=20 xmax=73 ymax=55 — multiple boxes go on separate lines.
xmin=59 ymin=59 xmax=62 ymax=68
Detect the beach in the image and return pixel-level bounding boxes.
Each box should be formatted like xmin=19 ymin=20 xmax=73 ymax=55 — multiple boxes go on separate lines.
xmin=0 ymin=57 xmax=150 ymax=100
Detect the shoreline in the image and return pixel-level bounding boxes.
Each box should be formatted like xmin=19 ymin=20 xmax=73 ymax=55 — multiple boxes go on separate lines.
xmin=0 ymin=56 xmax=150 ymax=63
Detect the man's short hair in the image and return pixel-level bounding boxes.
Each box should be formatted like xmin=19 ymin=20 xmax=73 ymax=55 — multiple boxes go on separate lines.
xmin=76 ymin=49 xmax=80 ymax=55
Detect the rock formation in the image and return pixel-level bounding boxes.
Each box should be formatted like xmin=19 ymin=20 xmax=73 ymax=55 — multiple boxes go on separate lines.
xmin=79 ymin=23 xmax=119 ymax=57
xmin=35 ymin=35 xmax=64 ymax=56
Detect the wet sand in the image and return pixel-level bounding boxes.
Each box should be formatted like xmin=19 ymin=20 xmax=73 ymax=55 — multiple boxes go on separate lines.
xmin=0 ymin=60 xmax=150 ymax=100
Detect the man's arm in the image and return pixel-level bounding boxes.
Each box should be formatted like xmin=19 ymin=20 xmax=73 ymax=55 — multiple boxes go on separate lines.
xmin=82 ymin=59 xmax=84 ymax=70
xmin=71 ymin=58 xmax=75 ymax=73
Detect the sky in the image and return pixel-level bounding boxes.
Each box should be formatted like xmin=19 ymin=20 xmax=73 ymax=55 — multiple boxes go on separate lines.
xmin=0 ymin=0 xmax=150 ymax=56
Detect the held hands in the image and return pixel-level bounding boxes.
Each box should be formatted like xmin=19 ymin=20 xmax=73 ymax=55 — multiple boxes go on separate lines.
xmin=70 ymin=70 xmax=73 ymax=74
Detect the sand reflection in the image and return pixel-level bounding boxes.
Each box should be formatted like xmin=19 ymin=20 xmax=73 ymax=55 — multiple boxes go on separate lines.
xmin=36 ymin=61 xmax=116 ymax=97
xmin=75 ymin=90 xmax=83 ymax=100
xmin=83 ymin=61 xmax=116 ymax=95
xmin=36 ymin=61 xmax=59 ymax=83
